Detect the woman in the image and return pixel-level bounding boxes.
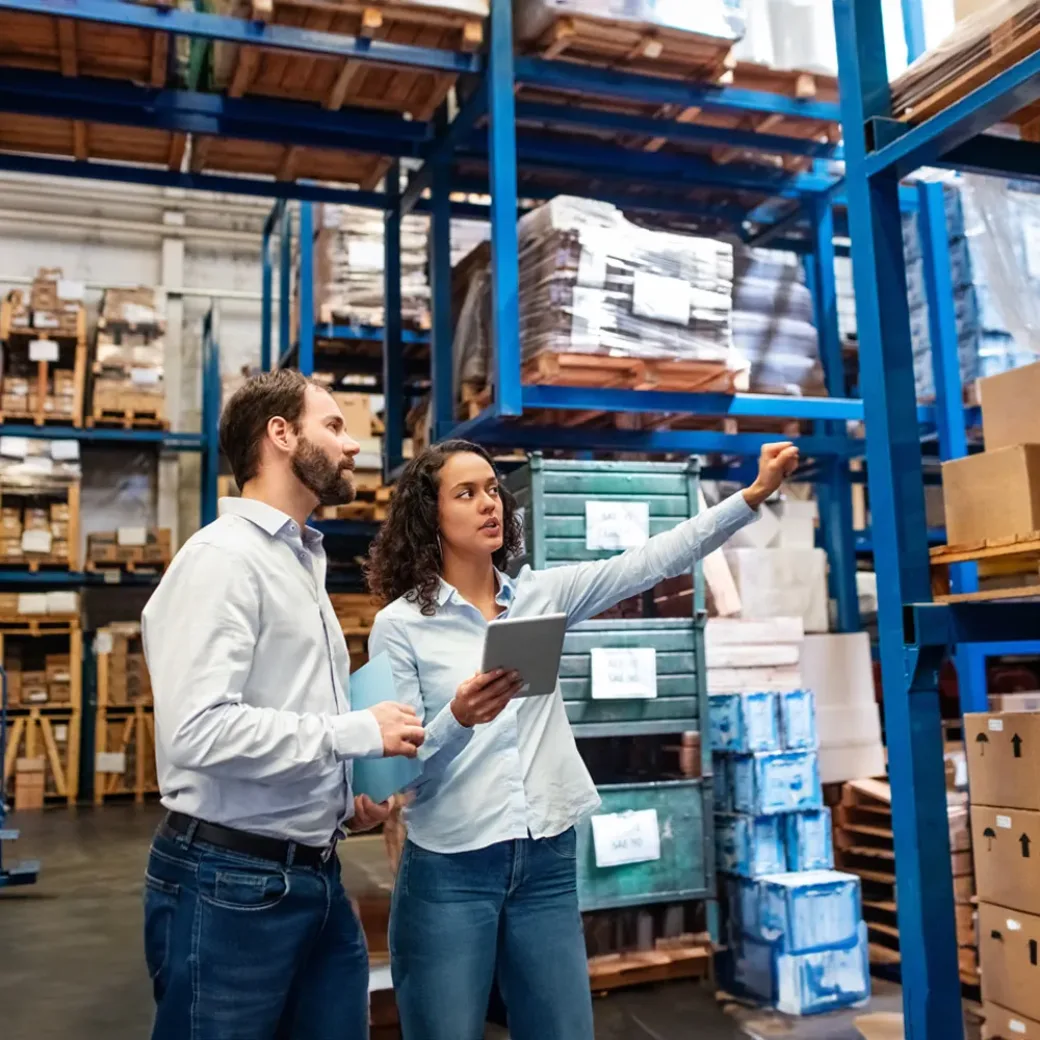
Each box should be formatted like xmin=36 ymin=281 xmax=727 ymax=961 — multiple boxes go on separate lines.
xmin=366 ymin=438 xmax=798 ymax=1040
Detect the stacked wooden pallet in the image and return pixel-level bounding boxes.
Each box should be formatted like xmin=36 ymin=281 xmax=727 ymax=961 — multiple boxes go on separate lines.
xmin=0 ymin=271 xmax=88 ymax=427
xmin=834 ymin=778 xmax=979 ymax=988
xmin=330 ymin=592 xmax=380 ymax=671
xmin=94 ymin=622 xmax=157 ymax=804
xmin=86 ymin=527 xmax=172 ymax=575
xmin=0 ymin=610 xmax=83 ymax=808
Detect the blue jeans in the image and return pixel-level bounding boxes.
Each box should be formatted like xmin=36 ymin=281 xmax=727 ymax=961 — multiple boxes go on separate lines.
xmin=143 ymin=828 xmax=369 ymax=1040
xmin=389 ymin=828 xmax=594 ymax=1040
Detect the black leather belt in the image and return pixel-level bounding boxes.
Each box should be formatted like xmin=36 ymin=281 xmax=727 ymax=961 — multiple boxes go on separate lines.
xmin=161 ymin=811 xmax=334 ymax=869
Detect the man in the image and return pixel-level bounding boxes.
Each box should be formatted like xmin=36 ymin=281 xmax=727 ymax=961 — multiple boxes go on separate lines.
xmin=140 ymin=368 xmax=424 ymax=1039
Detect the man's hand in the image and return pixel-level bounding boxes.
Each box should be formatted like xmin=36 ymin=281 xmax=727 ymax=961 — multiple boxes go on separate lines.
xmin=451 ymin=669 xmax=524 ymax=728
xmin=347 ymin=794 xmax=392 ymax=833
xmin=368 ymin=701 xmax=425 ymax=758
xmin=743 ymin=441 xmax=800 ymax=510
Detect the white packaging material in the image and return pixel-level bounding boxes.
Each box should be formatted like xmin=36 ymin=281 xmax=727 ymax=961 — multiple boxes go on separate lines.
xmin=728 ymin=502 xmax=781 ymax=549
xmin=708 ymin=665 xmax=803 ymax=694
xmin=816 ymin=704 xmax=883 ymax=749
xmin=16 ymin=593 xmax=49 ymax=615
xmin=45 ymin=591 xmax=79 ymax=615
xmin=775 ymin=499 xmax=817 ymax=549
xmin=705 ymin=643 xmax=800 ymax=670
xmin=726 ymin=548 xmax=829 ymax=633
xmin=706 ymin=617 xmax=805 ymax=647
xmin=800 ymin=633 xmax=875 ymax=708
xmin=817 ymin=743 xmax=886 ymax=785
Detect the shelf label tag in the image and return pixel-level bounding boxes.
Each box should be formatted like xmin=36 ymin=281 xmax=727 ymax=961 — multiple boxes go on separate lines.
xmin=21 ymin=530 xmax=52 ymax=554
xmin=117 ymin=527 xmax=147 ymax=547
xmin=591 ymin=809 xmax=661 ymax=868
xmin=29 ymin=339 xmax=59 ymax=362
xmin=591 ymin=648 xmax=658 ymax=700
xmin=96 ymin=752 xmax=126 ymax=774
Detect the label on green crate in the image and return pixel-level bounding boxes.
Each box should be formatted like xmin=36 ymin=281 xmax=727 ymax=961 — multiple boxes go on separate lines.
xmin=590 ymin=647 xmax=657 ymax=700
xmin=585 ymin=501 xmax=649 ymax=551
xmin=591 ymin=808 xmax=661 ymax=868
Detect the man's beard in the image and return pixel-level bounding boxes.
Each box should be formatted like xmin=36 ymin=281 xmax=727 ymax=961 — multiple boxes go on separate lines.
xmin=291 ymin=436 xmax=356 ymax=506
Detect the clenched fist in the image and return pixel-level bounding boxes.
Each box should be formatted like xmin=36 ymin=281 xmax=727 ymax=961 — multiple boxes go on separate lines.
xmin=368 ymin=701 xmax=425 ymax=757
xmin=743 ymin=442 xmax=800 ymax=509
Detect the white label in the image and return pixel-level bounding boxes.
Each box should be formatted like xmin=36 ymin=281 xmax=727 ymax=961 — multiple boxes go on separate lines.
xmin=998 ymin=815 xmax=1013 ymax=830
xmin=54 ymin=724 xmax=68 ymax=742
xmin=990 ymin=718 xmax=1005 ymax=732
xmin=96 ymin=751 xmax=126 ymax=774
xmin=632 ymin=271 xmax=692 ymax=326
xmin=577 ymin=247 xmax=607 ymax=289
xmin=591 ymin=809 xmax=661 ymax=868
xmin=57 ymin=279 xmax=85 ymax=302
xmin=23 ymin=456 xmax=54 ymax=476
xmin=32 ymin=313 xmax=58 ymax=330
xmin=22 ymin=530 xmax=52 ymax=554
xmin=95 ymin=632 xmax=114 ymax=655
xmin=348 ymin=240 xmax=384 ymax=272
xmin=591 ymin=647 xmax=658 ymax=700
xmin=50 ymin=440 xmax=80 ymax=461
xmin=117 ymin=526 xmax=147 ymax=547
xmin=585 ymin=500 xmax=650 ymax=551
xmin=1008 ymin=917 xmax=1023 ymax=932
xmin=130 ymin=367 xmax=161 ymax=387
xmin=16 ymin=593 xmax=48 ymax=615
xmin=0 ymin=436 xmax=28 ymax=459
xmin=29 ymin=339 xmax=59 ymax=362
xmin=103 ymin=570 xmax=121 ymax=585
xmin=1010 ymin=1020 xmax=1027 ymax=1035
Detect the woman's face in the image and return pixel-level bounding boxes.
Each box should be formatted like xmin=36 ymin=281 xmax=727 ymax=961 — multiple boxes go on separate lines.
xmin=437 ymin=451 xmax=504 ymax=559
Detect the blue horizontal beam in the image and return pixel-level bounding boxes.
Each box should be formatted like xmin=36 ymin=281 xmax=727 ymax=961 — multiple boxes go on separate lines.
xmin=856 ymin=528 xmax=946 ymax=553
xmin=0 ymin=0 xmax=482 ymax=73
xmin=864 ymin=48 xmax=1040 ymax=177
xmin=0 ymin=423 xmax=204 ymax=450
xmin=514 ymin=101 xmax=842 ymax=161
xmin=521 ymin=384 xmax=865 ymax=421
xmin=315 ymin=324 xmax=429 ymax=345
xmin=312 ymin=519 xmax=380 ymax=540
xmin=909 ymin=602 xmax=1040 ymax=648
xmin=0 ymin=68 xmax=428 ymax=157
xmin=514 ymin=57 xmax=842 ymax=123
xmin=939 ymin=135 xmax=1040 ymax=184
xmin=444 ymin=411 xmax=859 ymax=458
xmin=0 ymin=569 xmax=160 ymax=587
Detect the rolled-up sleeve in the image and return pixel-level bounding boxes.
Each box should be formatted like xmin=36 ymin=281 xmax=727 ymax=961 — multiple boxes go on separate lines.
xmin=143 ymin=542 xmax=382 ymax=784
xmin=535 ymin=491 xmax=757 ymax=625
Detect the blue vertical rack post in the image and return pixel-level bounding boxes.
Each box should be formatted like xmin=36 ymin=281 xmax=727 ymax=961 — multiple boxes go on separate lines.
xmin=383 ymin=161 xmax=404 ymax=482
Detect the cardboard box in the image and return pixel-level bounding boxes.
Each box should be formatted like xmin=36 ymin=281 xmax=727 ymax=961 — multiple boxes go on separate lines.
xmin=979 ymin=902 xmax=1040 ymax=1023
xmin=991 ymin=693 xmax=1040 ymax=714
xmin=942 ymin=446 xmax=1040 ymax=545
xmin=980 ymin=361 xmax=1040 ymax=453
xmin=972 ymin=805 xmax=1040 ymax=916
xmin=983 ymin=1002 xmax=1040 ymax=1039
xmin=965 ymin=713 xmax=1040 ymax=810
xmin=14 ymin=757 xmax=45 ymax=811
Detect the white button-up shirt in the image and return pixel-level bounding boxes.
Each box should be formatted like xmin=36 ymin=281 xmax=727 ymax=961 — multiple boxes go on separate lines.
xmin=368 ymin=491 xmax=756 ymax=855
xmin=141 ymin=497 xmax=383 ymax=846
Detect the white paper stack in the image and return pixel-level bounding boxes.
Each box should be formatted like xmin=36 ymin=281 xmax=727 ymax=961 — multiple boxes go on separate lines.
xmin=706 ymin=617 xmax=804 ymax=695
xmin=800 ymin=632 xmax=885 ymax=784
xmin=724 ymin=547 xmax=829 ymax=634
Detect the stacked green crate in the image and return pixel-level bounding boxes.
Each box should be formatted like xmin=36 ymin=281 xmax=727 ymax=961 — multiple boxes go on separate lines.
xmin=506 ymin=455 xmax=714 ymax=917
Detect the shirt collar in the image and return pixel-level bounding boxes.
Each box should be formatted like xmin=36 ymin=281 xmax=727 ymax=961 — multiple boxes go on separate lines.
xmin=218 ymin=496 xmax=323 ymax=546
xmin=436 ymin=568 xmax=515 ymax=609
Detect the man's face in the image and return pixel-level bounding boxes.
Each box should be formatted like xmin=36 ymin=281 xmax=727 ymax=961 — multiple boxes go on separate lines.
xmin=291 ymin=386 xmax=360 ymax=506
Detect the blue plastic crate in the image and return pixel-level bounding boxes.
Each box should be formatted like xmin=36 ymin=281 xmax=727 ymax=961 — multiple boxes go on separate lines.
xmin=730 ymin=751 xmax=822 ymax=816
xmin=784 ymin=809 xmax=834 ymax=872
xmin=709 ymin=691 xmax=781 ymax=753
xmin=715 ymin=814 xmax=786 ymax=878
xmin=713 ymin=754 xmax=732 ymax=813
xmin=731 ymin=922 xmax=871 ymax=1016
xmin=777 ymin=690 xmax=817 ymax=750
xmin=757 ymin=871 xmax=861 ymax=953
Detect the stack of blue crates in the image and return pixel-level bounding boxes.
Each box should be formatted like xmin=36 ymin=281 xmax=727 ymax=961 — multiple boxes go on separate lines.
xmin=710 ymin=690 xmax=871 ymax=1015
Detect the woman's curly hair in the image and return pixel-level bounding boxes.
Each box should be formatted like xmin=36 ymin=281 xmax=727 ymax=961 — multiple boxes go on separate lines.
xmin=365 ymin=439 xmax=523 ymax=616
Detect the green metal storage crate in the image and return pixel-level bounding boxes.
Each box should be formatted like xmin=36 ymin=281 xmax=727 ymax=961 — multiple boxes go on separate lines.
xmin=575 ymin=780 xmax=712 ymax=911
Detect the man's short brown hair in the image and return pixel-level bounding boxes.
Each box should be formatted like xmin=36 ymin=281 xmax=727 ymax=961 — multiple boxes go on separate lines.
xmin=219 ymin=368 xmax=315 ymax=487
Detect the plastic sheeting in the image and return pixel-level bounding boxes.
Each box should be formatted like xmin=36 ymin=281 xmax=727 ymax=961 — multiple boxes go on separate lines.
xmin=515 ymin=0 xmax=746 ymax=42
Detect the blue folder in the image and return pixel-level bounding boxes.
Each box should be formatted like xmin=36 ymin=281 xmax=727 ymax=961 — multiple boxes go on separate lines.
xmin=349 ymin=652 xmax=422 ymax=805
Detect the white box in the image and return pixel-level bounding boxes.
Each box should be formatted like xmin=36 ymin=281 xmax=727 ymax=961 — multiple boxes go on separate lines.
xmin=728 ymin=502 xmax=781 ymax=549
xmin=775 ymin=499 xmax=818 ymax=549
xmin=707 ymin=665 xmax=803 ymax=694
xmin=46 ymin=591 xmax=79 ymax=615
xmin=725 ymin=548 xmax=829 ymax=633
xmin=817 ymin=743 xmax=886 ymax=785
xmin=816 ymin=703 xmax=883 ymax=748
xmin=705 ymin=617 xmax=804 ymax=647
xmin=800 ymin=632 xmax=875 ymax=708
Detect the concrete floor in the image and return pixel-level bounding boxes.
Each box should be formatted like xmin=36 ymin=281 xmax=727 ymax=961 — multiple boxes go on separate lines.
xmin=0 ymin=805 xmax=932 ymax=1040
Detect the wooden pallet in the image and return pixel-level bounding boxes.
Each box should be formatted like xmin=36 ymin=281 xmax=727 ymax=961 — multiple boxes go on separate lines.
xmin=318 ymin=485 xmax=392 ymax=524
xmin=930 ymin=531 xmax=1040 ymax=604
xmin=0 ymin=481 xmax=81 ymax=572
xmin=2 ymin=706 xmax=79 ymax=807
xmin=95 ymin=704 xmax=158 ymax=804
xmin=86 ymin=408 xmax=168 ymax=430
xmin=0 ymin=616 xmax=78 ymax=637
xmin=85 ymin=557 xmax=169 ymax=576
xmin=588 ymin=935 xmax=712 ymax=993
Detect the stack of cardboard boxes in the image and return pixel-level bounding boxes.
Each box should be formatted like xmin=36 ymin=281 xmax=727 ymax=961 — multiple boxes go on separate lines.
xmin=100 ymin=622 xmax=152 ymax=706
xmin=4 ymin=644 xmax=73 ymax=707
xmin=967 ymin=711 xmax=1040 ymax=1037
xmin=86 ymin=527 xmax=171 ymax=571
xmin=0 ymin=500 xmax=71 ymax=566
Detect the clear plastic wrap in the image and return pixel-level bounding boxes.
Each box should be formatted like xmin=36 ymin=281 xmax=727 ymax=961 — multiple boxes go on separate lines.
xmin=731 ymin=0 xmax=837 ymax=75
xmin=515 ymin=0 xmax=746 ymax=42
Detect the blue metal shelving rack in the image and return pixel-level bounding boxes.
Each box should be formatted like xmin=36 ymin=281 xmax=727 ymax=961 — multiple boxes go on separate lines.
xmin=836 ymin=0 xmax=1040 ymax=1035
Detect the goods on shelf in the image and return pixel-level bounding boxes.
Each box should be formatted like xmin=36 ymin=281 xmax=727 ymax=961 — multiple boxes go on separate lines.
xmin=0 ymin=590 xmax=79 ymax=618
xmin=330 ymin=592 xmax=380 ymax=671
xmin=0 ymin=447 xmax=81 ymax=570
xmin=97 ymin=623 xmax=152 ymax=707
xmin=453 ymin=197 xmax=741 ymax=405
xmin=730 ymin=246 xmax=825 ymax=396
xmin=311 ymin=204 xmax=430 ymax=330
xmin=515 ymin=0 xmax=745 ymax=78
xmin=731 ymin=0 xmax=837 ymax=75
xmin=0 ymin=270 xmax=87 ymax=426
xmin=91 ymin=286 xmax=167 ymax=429
xmin=86 ymin=527 xmax=171 ymax=574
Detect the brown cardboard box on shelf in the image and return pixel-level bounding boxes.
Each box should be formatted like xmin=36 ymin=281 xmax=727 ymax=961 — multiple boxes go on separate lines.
xmin=14 ymin=757 xmax=45 ymax=811
xmin=331 ymin=392 xmax=376 ymax=443
xmin=979 ymin=902 xmax=1040 ymax=1023
xmin=20 ymin=671 xmax=48 ymax=705
xmin=47 ymin=681 xmax=71 ymax=705
xmin=979 ymin=363 xmax=1040 ymax=452
xmin=942 ymin=446 xmax=1040 ymax=545
xmin=46 ymin=654 xmax=70 ymax=684
xmin=982 ymin=1002 xmax=1040 ymax=1039
xmin=971 ymin=805 xmax=1040 ymax=916
xmin=990 ymin=693 xmax=1040 ymax=714
xmin=965 ymin=713 xmax=1040 ymax=810
xmin=0 ymin=537 xmax=23 ymax=562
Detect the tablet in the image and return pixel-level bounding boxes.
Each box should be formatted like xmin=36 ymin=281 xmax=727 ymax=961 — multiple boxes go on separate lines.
xmin=481 ymin=613 xmax=568 ymax=697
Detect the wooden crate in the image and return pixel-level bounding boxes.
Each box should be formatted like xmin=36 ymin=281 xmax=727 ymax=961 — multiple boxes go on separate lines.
xmin=0 ymin=482 xmax=81 ymax=572
xmin=94 ymin=704 xmax=158 ymax=804
xmin=88 ymin=385 xmax=167 ymax=429
xmin=0 ymin=297 xmax=87 ymax=427
xmin=96 ymin=623 xmax=152 ymax=709
xmin=2 ymin=708 xmax=79 ymax=807
xmin=86 ymin=527 xmax=172 ymax=575
xmin=587 ymin=935 xmax=712 ymax=993
xmin=0 ymin=621 xmax=83 ymax=713
xmin=930 ymin=531 xmax=1040 ymax=604
xmin=317 ymin=482 xmax=392 ymax=523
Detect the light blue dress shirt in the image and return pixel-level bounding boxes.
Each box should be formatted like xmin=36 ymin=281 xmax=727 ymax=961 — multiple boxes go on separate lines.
xmin=368 ymin=490 xmax=756 ymax=855
xmin=141 ymin=497 xmax=384 ymax=846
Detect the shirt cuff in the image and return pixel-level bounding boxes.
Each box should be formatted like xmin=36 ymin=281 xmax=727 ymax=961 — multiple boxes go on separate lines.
xmin=421 ymin=700 xmax=475 ymax=757
xmin=332 ymin=709 xmax=384 ymax=761
xmin=721 ymin=489 xmax=759 ymax=526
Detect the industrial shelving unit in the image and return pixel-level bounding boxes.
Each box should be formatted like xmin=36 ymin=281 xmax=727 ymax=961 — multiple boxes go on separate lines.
xmin=835 ymin=0 xmax=1040 ymax=1036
